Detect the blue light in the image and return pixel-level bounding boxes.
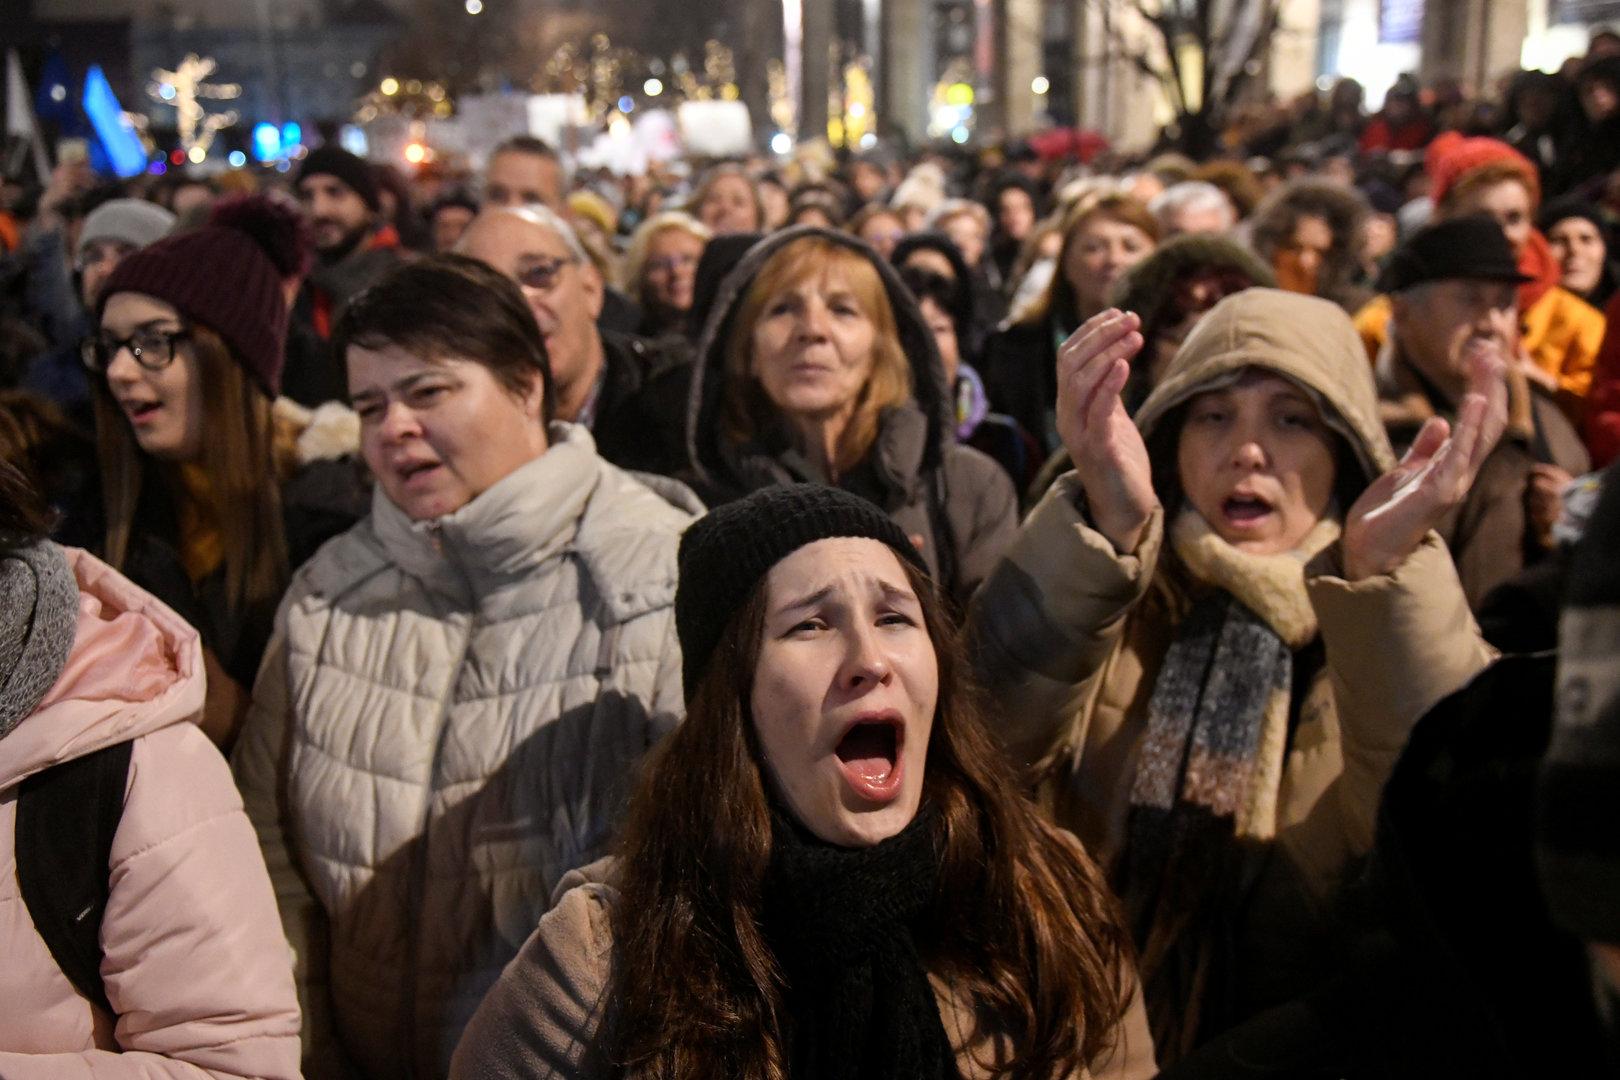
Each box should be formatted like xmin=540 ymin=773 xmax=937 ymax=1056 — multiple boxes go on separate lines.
xmin=159 ymin=83 xmax=176 ymax=100
xmin=252 ymin=122 xmax=281 ymax=162
xmin=228 ymin=150 xmax=247 ymax=168
xmin=951 ymin=125 xmax=970 ymax=144
xmin=281 ymin=122 xmax=303 ymax=149
xmin=148 ymin=160 xmax=167 ymax=175
xmin=618 ymin=95 xmax=634 ymax=113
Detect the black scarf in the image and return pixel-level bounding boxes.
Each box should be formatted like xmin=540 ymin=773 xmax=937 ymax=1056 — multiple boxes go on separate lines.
xmin=761 ymin=806 xmax=958 ymax=1080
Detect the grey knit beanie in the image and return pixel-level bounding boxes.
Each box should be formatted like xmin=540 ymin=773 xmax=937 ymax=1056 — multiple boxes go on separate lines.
xmin=77 ymin=198 xmax=176 ymax=259
xmin=0 ymin=539 xmax=80 ymax=739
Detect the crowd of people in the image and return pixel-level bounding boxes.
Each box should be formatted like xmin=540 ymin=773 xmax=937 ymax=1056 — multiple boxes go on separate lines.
xmin=3 ymin=34 xmax=1620 ymax=1079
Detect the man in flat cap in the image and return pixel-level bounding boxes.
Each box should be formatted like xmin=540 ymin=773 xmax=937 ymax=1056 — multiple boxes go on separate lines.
xmin=1378 ymin=214 xmax=1590 ymax=609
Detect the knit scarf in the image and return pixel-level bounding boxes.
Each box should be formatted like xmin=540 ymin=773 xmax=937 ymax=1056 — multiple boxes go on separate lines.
xmin=1120 ymin=509 xmax=1338 ymax=1058
xmin=761 ymin=805 xmax=958 ymax=1080
xmin=0 ymin=539 xmax=80 ymax=740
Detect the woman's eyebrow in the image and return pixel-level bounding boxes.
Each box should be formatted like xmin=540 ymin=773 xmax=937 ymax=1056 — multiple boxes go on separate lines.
xmin=775 ymin=585 xmax=834 ymax=614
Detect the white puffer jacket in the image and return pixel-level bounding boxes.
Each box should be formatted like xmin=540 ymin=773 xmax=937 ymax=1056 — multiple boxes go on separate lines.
xmin=233 ymin=424 xmax=698 ymax=1079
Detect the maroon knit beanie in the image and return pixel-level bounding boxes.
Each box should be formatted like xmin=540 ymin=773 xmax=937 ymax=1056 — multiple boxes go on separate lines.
xmin=99 ymin=195 xmax=311 ymax=398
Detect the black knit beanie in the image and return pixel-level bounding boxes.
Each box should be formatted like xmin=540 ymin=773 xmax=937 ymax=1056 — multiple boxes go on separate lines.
xmin=675 ymin=485 xmax=925 ymax=702
xmin=297 ymin=145 xmax=382 ymax=212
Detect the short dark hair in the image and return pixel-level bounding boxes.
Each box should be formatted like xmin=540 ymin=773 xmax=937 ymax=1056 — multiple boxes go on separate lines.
xmin=333 ymin=254 xmax=556 ymax=424
xmin=492 ymin=135 xmax=559 ymax=162
xmin=0 ymin=459 xmax=55 ymax=545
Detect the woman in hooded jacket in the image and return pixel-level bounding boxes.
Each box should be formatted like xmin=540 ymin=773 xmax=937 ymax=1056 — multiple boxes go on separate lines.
xmin=968 ymin=289 xmax=1503 ymax=1063
xmin=684 ymin=227 xmax=1017 ymax=605
xmin=0 ymin=462 xmax=300 ymax=1079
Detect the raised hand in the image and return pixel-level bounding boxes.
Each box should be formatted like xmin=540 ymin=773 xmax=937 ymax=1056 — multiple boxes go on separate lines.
xmin=1055 ymin=309 xmax=1159 ymax=553
xmin=1342 ymin=340 xmax=1509 ymax=580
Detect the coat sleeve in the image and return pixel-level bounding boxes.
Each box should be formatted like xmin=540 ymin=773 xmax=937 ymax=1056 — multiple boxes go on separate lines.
xmin=1280 ymin=533 xmax=1496 ymax=895
xmin=967 ymin=473 xmax=1164 ymax=772
xmin=0 ymin=724 xmax=302 ymax=1080
xmin=448 ymin=884 xmax=615 ymax=1080
xmin=943 ymin=444 xmax=1019 ymax=602
xmin=232 ymin=621 xmax=358 ymax=1080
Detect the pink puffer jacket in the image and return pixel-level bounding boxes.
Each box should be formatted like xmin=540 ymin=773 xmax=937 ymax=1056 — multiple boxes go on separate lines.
xmin=0 ymin=548 xmax=301 ymax=1078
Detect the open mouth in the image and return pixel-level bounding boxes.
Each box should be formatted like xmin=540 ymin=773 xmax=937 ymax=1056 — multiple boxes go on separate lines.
xmin=122 ymin=400 xmax=161 ymax=424
xmin=1221 ymin=494 xmax=1273 ymax=525
xmin=834 ymin=716 xmax=904 ymax=802
xmin=397 ymin=460 xmax=443 ymax=485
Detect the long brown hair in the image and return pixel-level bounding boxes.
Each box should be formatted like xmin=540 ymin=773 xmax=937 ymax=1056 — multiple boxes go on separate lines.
xmin=722 ymin=236 xmax=913 ymax=479
xmin=92 ymin=323 xmax=287 ymax=615
xmin=608 ymin=559 xmax=1133 ymax=1079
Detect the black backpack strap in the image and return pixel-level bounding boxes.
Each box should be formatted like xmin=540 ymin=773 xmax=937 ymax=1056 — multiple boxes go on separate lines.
xmin=16 ymin=739 xmax=134 ymax=1017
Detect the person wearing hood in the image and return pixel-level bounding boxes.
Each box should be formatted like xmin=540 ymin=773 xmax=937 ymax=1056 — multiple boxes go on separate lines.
xmin=232 ymin=254 xmax=698 ymax=1079
xmin=987 ymin=172 xmax=1044 ymax=286
xmin=968 ymin=288 xmax=1503 ymax=1063
xmin=684 ymin=227 xmax=1017 ymax=605
xmin=1374 ymin=216 xmax=1591 ymax=609
xmin=1555 ymin=55 xmax=1620 ymax=197
xmin=1353 ymin=134 xmax=1606 ymax=422
xmin=82 ymin=194 xmax=364 ymax=749
xmin=0 ymin=462 xmax=300 ymax=1079
xmin=1025 ymin=235 xmax=1276 ymax=504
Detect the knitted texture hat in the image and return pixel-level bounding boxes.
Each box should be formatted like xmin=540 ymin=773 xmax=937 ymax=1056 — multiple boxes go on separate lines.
xmin=1537 ymin=195 xmax=1608 ymax=238
xmin=1426 ymin=132 xmax=1541 ymax=210
xmin=77 ymin=198 xmax=176 ymax=258
xmin=0 ymin=539 xmax=79 ymax=740
xmin=297 ymin=145 xmax=381 ymax=211
xmin=99 ymin=195 xmax=309 ymax=398
xmin=675 ymin=485 xmax=925 ymax=702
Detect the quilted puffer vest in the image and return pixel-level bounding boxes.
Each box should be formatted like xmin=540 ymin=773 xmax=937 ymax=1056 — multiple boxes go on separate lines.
xmin=277 ymin=426 xmax=693 ymax=1078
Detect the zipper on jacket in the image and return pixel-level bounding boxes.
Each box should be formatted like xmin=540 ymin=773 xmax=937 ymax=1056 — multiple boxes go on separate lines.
xmin=400 ymin=521 xmax=479 ymax=1080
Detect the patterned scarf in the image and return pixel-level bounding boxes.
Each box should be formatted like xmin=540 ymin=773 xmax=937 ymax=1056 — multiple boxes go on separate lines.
xmin=1120 ymin=509 xmax=1339 ymax=1059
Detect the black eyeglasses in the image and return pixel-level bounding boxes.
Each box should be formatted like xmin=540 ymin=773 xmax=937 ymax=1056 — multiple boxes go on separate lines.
xmin=81 ymin=327 xmax=192 ymax=373
xmin=513 ymin=256 xmax=574 ymax=291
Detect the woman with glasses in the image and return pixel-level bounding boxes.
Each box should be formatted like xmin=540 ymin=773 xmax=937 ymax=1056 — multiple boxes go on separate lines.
xmin=621 ymin=211 xmax=711 ymax=339
xmin=83 ymin=195 xmax=362 ymax=747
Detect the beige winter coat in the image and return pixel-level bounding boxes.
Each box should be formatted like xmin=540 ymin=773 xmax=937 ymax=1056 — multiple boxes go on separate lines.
xmin=234 ymin=424 xmax=698 ymax=1079
xmin=969 ymin=289 xmax=1496 ymax=1019
xmin=448 ymin=858 xmax=1159 ymax=1080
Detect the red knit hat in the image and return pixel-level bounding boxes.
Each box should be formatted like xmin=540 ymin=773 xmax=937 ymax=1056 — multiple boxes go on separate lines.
xmin=1426 ymin=132 xmax=1541 ymax=210
xmin=99 ymin=195 xmax=311 ymax=398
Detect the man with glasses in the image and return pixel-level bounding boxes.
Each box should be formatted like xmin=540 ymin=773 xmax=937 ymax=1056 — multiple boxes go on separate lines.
xmin=457 ymin=205 xmax=693 ymax=475
xmin=22 ymin=197 xmax=175 ymax=422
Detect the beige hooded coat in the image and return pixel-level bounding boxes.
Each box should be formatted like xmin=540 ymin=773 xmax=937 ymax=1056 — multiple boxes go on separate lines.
xmin=968 ymin=289 xmax=1495 ymax=1048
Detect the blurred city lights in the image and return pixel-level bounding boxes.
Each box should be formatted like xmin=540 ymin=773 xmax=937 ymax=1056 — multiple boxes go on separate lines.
xmin=228 ymin=150 xmax=247 ymax=167
xmin=464 ymin=0 xmax=483 ymax=13
xmin=951 ymin=125 xmax=970 ymax=143
xmin=187 ymin=146 xmax=207 ymax=163
xmin=1031 ymin=75 xmax=1050 ymax=95
xmin=380 ymin=77 xmax=399 ymax=96
xmin=159 ymin=83 xmax=176 ymax=101
xmin=404 ymin=142 xmax=428 ymax=164
xmin=618 ymin=95 xmax=635 ymax=112
xmin=49 ymin=84 xmax=67 ymax=103
xmin=770 ymin=132 xmax=793 ymax=155
xmin=644 ymin=78 xmax=664 ymax=96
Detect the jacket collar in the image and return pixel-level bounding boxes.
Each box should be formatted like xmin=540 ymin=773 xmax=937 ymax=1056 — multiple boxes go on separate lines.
xmin=369 ymin=423 xmax=601 ymax=597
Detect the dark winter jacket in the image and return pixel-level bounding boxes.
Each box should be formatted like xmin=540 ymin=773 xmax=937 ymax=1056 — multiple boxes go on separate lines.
xmin=590 ymin=330 xmax=695 ymax=477
xmin=685 ymin=226 xmax=1017 ymax=604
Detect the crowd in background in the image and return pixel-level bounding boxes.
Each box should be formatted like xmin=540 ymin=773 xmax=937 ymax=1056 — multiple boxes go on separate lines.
xmin=2 ymin=29 xmax=1620 ymax=1080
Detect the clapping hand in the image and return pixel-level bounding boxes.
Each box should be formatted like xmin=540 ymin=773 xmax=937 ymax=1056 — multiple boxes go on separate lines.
xmin=1342 ymin=340 xmax=1509 ymax=580
xmin=1055 ymin=309 xmax=1159 ymax=553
